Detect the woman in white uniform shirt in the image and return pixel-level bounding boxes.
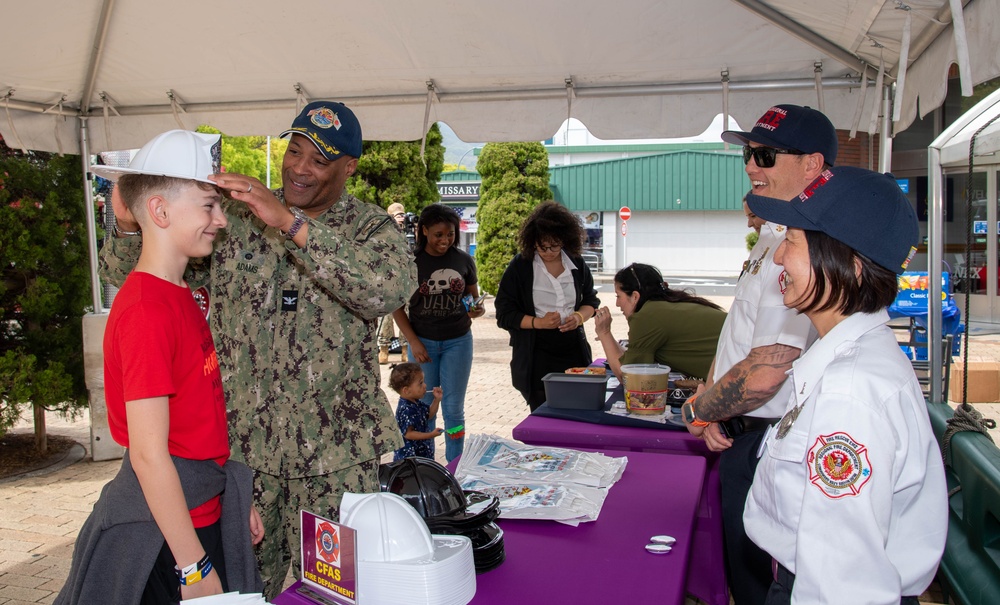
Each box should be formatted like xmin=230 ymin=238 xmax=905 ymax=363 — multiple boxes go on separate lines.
xmin=743 ymin=166 xmax=948 ymax=605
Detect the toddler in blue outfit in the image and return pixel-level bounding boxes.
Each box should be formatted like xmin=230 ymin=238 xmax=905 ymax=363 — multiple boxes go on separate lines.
xmin=390 ymin=362 xmax=443 ymax=460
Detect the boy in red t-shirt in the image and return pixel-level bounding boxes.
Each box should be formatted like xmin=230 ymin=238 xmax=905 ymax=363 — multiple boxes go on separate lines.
xmin=57 ymin=131 xmax=263 ymax=605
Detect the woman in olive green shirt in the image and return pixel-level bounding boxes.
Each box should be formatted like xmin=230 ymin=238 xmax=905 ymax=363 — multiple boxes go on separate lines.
xmin=594 ymin=263 xmax=726 ymax=381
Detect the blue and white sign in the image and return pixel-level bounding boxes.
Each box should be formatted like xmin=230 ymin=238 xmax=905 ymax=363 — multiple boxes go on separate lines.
xmin=896 ymin=179 xmax=909 ymax=193
xmin=974 ymin=220 xmax=988 ymax=235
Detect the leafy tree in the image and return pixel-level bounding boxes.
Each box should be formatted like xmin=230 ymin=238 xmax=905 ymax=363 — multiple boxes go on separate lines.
xmin=474 ymin=142 xmax=552 ymax=294
xmin=347 ymin=124 xmax=445 ymax=214
xmin=0 ymin=137 xmax=90 ymax=439
xmin=746 ymin=231 xmax=758 ymax=251
xmin=196 ymin=126 xmax=287 ymax=188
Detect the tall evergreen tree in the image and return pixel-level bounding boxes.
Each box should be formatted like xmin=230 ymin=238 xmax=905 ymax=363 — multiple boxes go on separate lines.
xmin=474 ymin=142 xmax=552 ymax=294
xmin=347 ymin=124 xmax=445 ymax=214
xmin=0 ymin=137 xmax=90 ymax=438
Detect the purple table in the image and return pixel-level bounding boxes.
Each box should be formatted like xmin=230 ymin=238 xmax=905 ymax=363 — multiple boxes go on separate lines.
xmin=512 ymin=414 xmax=728 ymax=605
xmin=457 ymin=448 xmax=705 ymax=605
xmin=275 ymin=449 xmax=705 ymax=605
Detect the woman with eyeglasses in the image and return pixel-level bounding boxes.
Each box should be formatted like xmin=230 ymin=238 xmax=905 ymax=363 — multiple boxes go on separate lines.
xmin=742 ymin=167 xmax=946 ymax=604
xmin=495 ymin=201 xmax=601 ymax=411
xmin=393 ymin=204 xmax=485 ymax=461
xmin=594 ymin=263 xmax=726 ymax=382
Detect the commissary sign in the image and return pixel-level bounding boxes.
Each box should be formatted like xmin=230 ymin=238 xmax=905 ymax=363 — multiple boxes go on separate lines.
xmin=438 ymin=182 xmax=481 ymax=201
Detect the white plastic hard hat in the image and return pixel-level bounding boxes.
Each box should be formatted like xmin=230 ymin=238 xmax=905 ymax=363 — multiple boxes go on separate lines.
xmin=340 ymin=492 xmax=435 ymax=563
xmin=91 ymin=130 xmax=221 ymax=184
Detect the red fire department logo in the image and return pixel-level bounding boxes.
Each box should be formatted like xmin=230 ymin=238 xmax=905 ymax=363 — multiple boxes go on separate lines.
xmin=316 ymin=520 xmax=340 ymax=565
xmin=808 ymin=432 xmax=872 ymax=499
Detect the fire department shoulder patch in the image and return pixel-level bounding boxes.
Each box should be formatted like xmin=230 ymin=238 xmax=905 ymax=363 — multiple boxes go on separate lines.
xmin=807 ymin=432 xmax=871 ymax=499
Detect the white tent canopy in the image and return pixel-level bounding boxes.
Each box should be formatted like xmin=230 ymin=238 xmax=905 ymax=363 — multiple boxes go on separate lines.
xmin=3 ymin=0 xmax=1000 ymax=155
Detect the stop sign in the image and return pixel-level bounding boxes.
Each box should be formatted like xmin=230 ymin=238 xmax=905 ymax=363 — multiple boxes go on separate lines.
xmin=619 ymin=206 xmax=632 ymax=221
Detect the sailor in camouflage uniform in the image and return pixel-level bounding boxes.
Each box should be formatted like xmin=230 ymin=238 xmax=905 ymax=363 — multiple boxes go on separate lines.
xmin=100 ymin=101 xmax=415 ymax=599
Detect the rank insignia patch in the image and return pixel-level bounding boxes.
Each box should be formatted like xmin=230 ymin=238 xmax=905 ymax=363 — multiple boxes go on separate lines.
xmin=808 ymin=432 xmax=871 ymax=499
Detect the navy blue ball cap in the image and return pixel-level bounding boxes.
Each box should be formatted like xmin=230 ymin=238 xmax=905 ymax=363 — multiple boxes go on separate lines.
xmin=722 ymin=104 xmax=838 ymax=167
xmin=746 ymin=166 xmax=919 ymax=274
xmin=281 ymin=101 xmax=363 ymax=160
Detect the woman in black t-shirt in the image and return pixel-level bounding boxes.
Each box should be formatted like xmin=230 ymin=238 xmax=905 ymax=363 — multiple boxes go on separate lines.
xmin=393 ymin=204 xmax=484 ymax=461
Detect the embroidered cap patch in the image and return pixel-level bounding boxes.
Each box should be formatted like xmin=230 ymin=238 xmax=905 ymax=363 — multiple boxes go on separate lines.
xmin=308 ymin=106 xmax=342 ymax=130
xmin=807 ymin=432 xmax=871 ymax=499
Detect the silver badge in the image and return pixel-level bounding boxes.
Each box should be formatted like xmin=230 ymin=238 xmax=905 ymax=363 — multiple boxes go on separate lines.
xmin=775 ymin=404 xmax=803 ymax=440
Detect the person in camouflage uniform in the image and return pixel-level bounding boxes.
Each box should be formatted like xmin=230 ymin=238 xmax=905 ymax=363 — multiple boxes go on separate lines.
xmin=100 ymin=101 xmax=415 ymax=600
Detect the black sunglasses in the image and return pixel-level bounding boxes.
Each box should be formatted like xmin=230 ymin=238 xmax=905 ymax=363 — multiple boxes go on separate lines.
xmin=742 ymin=145 xmax=804 ymax=168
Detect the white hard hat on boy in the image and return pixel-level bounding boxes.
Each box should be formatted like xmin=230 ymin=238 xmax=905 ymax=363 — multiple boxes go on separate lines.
xmin=91 ymin=130 xmax=222 ymax=184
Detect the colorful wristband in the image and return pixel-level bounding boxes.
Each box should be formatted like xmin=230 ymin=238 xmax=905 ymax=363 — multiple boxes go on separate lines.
xmin=176 ymin=553 xmax=213 ymax=586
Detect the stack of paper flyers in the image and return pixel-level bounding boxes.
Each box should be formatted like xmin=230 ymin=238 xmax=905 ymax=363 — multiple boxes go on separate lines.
xmin=454 ymin=435 xmax=627 ymax=525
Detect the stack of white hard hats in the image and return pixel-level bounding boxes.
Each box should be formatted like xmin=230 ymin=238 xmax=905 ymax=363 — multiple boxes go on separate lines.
xmin=340 ymin=492 xmax=476 ymax=605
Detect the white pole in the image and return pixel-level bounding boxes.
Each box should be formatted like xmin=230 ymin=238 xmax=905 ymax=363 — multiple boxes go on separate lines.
xmin=80 ymin=117 xmax=103 ymax=311
xmin=266 ymin=135 xmax=272 ymax=189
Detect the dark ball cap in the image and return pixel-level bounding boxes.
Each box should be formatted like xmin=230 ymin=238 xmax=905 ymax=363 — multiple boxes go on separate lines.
xmin=280 ymin=101 xmax=363 ymax=160
xmin=746 ymin=166 xmax=918 ymax=274
xmin=722 ymin=104 xmax=838 ymax=167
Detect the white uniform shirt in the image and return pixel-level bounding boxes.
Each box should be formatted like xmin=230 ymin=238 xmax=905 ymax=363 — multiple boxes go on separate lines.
xmin=713 ymin=221 xmax=815 ymax=418
xmin=531 ymin=250 xmax=577 ymax=321
xmin=744 ymin=310 xmax=948 ymax=604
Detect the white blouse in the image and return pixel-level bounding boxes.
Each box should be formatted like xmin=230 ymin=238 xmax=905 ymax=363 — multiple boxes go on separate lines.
xmin=531 ymin=250 xmax=577 ymax=321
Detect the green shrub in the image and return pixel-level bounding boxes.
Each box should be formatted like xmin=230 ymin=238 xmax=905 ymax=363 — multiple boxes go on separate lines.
xmin=0 ymin=141 xmax=90 ymax=436
xmin=474 ymin=143 xmax=551 ymax=293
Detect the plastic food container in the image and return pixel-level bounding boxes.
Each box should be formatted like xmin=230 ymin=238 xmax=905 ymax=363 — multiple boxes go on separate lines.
xmin=620 ymin=363 xmax=671 ymax=415
xmin=542 ymin=373 xmax=611 ymax=410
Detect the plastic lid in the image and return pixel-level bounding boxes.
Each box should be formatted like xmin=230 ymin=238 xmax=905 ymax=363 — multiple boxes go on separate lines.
xmin=340 ymin=492 xmax=434 ymax=562
xmin=620 ymin=363 xmax=672 ymax=375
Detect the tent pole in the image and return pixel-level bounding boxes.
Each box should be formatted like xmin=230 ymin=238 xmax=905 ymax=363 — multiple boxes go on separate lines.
xmin=928 ymin=146 xmax=944 ymax=403
xmin=879 ymin=85 xmax=892 ymax=173
xmin=79 ymin=117 xmax=103 ymax=312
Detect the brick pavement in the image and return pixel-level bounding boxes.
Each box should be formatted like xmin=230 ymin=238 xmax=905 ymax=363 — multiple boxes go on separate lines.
xmin=2 ymin=289 xmax=998 ymax=603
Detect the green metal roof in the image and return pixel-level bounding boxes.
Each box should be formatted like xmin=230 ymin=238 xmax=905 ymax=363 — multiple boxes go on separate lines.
xmin=544 ymin=142 xmax=727 ymax=154
xmin=549 ymin=150 xmax=747 ymax=212
xmin=439 ymin=170 xmax=481 ymax=182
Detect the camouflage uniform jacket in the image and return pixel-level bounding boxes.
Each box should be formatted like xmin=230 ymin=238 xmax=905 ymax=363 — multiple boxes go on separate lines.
xmin=100 ymin=190 xmax=413 ymax=478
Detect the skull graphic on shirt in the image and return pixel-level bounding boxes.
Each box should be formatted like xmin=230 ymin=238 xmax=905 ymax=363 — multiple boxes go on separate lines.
xmin=425 ymin=268 xmax=463 ymax=295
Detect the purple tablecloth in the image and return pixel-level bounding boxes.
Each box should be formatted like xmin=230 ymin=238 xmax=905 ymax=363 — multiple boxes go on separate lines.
xmin=274 ymin=448 xmax=705 ymax=605
xmin=512 ymin=414 xmax=728 ymax=605
xmin=456 ymin=448 xmax=705 ymax=605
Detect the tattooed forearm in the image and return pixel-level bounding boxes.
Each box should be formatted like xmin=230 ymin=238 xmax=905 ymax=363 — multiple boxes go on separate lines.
xmin=695 ymin=343 xmax=801 ymax=422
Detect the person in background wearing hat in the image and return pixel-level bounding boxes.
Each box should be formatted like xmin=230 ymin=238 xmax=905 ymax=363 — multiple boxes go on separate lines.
xmin=60 ymin=131 xmax=263 ymax=604
xmin=744 ymin=194 xmax=765 ymax=235
xmin=743 ymin=167 xmax=947 ymax=604
xmin=378 ymin=202 xmax=409 ymax=364
xmin=680 ymin=104 xmax=836 ymax=605
xmin=100 ymin=102 xmax=416 ymax=599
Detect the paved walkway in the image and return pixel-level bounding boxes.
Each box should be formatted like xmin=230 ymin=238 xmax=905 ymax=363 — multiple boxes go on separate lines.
xmin=2 ymin=291 xmax=997 ymax=603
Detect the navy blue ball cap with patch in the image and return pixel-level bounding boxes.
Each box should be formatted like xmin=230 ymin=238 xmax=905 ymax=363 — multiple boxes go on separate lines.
xmin=746 ymin=166 xmax=919 ymax=274
xmin=722 ymin=104 xmax=838 ymax=167
xmin=281 ymin=101 xmax=363 ymax=160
